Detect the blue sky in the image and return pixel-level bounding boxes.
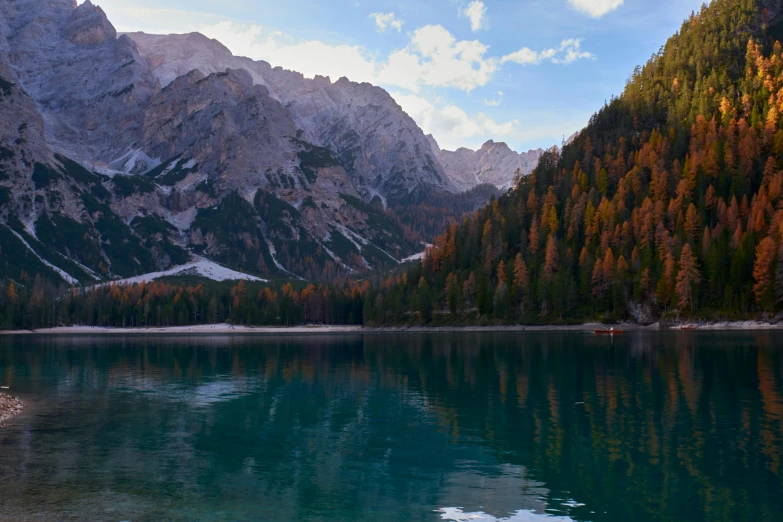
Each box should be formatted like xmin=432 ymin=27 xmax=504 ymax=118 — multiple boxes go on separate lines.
xmin=89 ymin=0 xmax=706 ymax=152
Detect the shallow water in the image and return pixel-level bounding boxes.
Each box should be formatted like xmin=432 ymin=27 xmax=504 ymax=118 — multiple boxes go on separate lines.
xmin=0 ymin=332 xmax=782 ymax=521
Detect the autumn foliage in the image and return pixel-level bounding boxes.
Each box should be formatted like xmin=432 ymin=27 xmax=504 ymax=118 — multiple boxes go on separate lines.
xmin=363 ymin=0 xmax=783 ymax=324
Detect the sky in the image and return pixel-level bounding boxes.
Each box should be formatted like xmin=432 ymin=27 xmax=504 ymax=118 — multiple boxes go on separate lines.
xmin=86 ymin=0 xmax=707 ymax=152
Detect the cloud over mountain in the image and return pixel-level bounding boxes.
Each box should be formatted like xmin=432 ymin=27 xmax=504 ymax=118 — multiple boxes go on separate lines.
xmin=568 ymin=0 xmax=624 ymax=18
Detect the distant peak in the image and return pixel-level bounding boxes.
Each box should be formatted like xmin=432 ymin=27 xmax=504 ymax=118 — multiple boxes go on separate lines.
xmin=480 ymin=140 xmax=512 ymax=152
xmin=426 ymin=134 xmax=441 ymax=152
xmin=313 ymin=75 xmax=332 ymax=87
xmin=126 ymin=31 xmax=234 ymax=56
xmin=67 ymin=0 xmax=118 ymax=45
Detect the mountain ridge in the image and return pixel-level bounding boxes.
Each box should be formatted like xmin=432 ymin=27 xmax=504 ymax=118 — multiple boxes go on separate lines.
xmin=0 ymin=0 xmax=511 ymax=285
xmin=427 ymin=134 xmax=547 ymax=191
xmin=0 ymin=0 xmax=430 ymax=283
xmin=126 ymin=31 xmax=457 ymax=202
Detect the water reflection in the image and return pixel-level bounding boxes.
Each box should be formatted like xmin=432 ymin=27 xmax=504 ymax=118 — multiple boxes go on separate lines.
xmin=0 ymin=332 xmax=781 ymax=521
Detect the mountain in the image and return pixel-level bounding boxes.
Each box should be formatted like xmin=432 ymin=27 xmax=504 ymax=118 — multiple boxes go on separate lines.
xmin=2 ymin=0 xmax=158 ymax=167
xmin=427 ymin=135 xmax=546 ymax=192
xmin=126 ymin=31 xmax=456 ymax=203
xmin=0 ymin=0 xmax=465 ymax=284
xmin=362 ymin=0 xmax=783 ymax=325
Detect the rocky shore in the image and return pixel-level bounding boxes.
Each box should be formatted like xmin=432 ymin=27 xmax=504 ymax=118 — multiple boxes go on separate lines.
xmin=3 ymin=321 xmax=783 ymax=335
xmin=0 ymin=393 xmax=23 ymax=426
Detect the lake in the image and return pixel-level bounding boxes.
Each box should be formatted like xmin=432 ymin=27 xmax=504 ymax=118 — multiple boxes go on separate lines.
xmin=0 ymin=332 xmax=782 ymax=521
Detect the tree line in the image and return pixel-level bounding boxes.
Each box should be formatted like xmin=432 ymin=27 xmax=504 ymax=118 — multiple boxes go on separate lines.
xmin=0 ymin=274 xmax=367 ymax=330
xmin=5 ymin=0 xmax=783 ymax=329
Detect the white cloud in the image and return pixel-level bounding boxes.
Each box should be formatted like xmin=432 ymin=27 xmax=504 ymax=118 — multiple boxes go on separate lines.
xmin=93 ymin=0 xmax=594 ymax=150
xmin=197 ymin=22 xmax=498 ymax=93
xmin=199 ymin=21 xmax=379 ymax=85
xmin=392 ymin=91 xmax=518 ymax=150
xmin=461 ymin=1 xmax=488 ymax=32
xmin=99 ymin=1 xmax=591 ymax=92
xmin=484 ymin=91 xmax=503 ymax=106
xmin=568 ymin=0 xmax=624 ymax=18
xmin=393 ymin=90 xmax=591 ymax=151
xmin=379 ymin=25 xmax=498 ymax=92
xmin=370 ymin=12 xmax=403 ymax=33
xmin=502 ymin=39 xmax=594 ymax=65
xmin=198 ymin=22 xmax=497 ymax=92
xmin=90 ymin=2 xmax=222 ymax=34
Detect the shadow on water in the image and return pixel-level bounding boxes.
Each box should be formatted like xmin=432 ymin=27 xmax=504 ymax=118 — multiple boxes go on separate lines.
xmin=0 ymin=331 xmax=782 ymax=521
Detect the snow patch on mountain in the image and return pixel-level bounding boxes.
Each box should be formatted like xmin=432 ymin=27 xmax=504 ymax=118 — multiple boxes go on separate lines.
xmin=5 ymin=227 xmax=79 ymax=284
xmin=97 ymin=259 xmax=268 ymax=286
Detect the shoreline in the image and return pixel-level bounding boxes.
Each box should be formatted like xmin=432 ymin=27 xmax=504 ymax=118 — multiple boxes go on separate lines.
xmin=0 ymin=392 xmax=23 ymax=426
xmin=1 ymin=321 xmax=783 ymax=335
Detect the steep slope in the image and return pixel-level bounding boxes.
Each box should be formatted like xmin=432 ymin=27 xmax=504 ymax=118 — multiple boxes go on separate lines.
xmin=2 ymin=0 xmax=158 ymax=168
xmin=131 ymin=67 xmax=417 ymax=278
xmin=365 ymin=0 xmax=783 ymax=325
xmin=127 ymin=31 xmax=456 ymax=203
xmin=0 ymin=4 xmax=177 ymax=284
xmin=0 ymin=0 xmax=421 ymax=283
xmin=428 ymin=135 xmax=546 ymax=192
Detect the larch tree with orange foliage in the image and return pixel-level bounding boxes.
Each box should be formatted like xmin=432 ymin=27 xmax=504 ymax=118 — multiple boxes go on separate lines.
xmin=753 ymin=237 xmax=778 ymax=307
xmin=676 ymin=244 xmax=701 ymax=311
xmin=543 ymin=236 xmax=558 ymax=282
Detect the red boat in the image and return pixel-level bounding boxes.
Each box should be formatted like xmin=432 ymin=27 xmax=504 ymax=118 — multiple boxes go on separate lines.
xmin=594 ymin=329 xmax=623 ymax=335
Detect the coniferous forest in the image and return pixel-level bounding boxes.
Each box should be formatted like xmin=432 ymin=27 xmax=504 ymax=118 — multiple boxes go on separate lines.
xmin=371 ymin=0 xmax=783 ymax=325
xmin=5 ymin=0 xmax=783 ymax=329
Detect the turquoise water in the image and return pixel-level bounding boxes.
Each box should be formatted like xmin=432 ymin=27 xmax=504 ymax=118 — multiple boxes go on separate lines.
xmin=0 ymin=332 xmax=782 ymax=521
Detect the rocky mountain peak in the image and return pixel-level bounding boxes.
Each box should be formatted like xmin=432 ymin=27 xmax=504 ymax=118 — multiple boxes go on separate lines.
xmin=127 ymin=30 xmax=455 ymax=202
xmin=429 ymin=135 xmax=549 ymax=192
xmin=425 ymin=134 xmax=440 ymax=154
xmin=3 ymin=0 xmax=159 ymax=163
xmin=479 ymin=140 xmax=515 ymax=156
xmin=65 ymin=0 xmax=116 ymax=45
xmin=0 ymin=0 xmax=533 ymax=285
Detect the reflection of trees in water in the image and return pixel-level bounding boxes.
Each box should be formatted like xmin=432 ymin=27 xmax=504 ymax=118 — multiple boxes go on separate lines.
xmin=0 ymin=333 xmax=782 ymax=520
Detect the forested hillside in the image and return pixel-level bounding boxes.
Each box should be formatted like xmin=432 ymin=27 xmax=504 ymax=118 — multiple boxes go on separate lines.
xmin=366 ymin=0 xmax=783 ymax=324
xmin=7 ymin=0 xmax=783 ymax=330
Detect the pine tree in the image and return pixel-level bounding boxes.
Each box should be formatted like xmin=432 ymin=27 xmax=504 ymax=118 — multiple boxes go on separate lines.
xmin=684 ymin=204 xmax=701 ymax=243
xmin=6 ymin=282 xmax=18 ymax=302
xmin=676 ymin=244 xmax=701 ymax=311
xmin=592 ymin=259 xmax=604 ymax=298
xmin=415 ymin=277 xmax=433 ymax=324
xmin=513 ymin=254 xmax=529 ymax=290
xmin=513 ymin=253 xmax=529 ymax=315
xmin=753 ymin=237 xmax=777 ymax=306
xmin=543 ymin=236 xmax=558 ymax=282
xmin=776 ymin=248 xmax=783 ymax=306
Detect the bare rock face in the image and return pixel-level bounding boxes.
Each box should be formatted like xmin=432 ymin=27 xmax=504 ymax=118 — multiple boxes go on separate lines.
xmin=124 ymin=32 xmax=259 ymax=88
xmin=2 ymin=0 xmax=158 ymax=165
xmin=0 ymin=2 xmax=454 ymax=284
xmin=0 ymin=5 xmax=57 ymax=220
xmin=124 ymin=68 xmax=414 ymax=277
xmin=127 ymin=31 xmax=455 ymax=203
xmin=142 ymin=68 xmax=298 ymax=183
xmin=428 ymin=135 xmax=545 ymax=192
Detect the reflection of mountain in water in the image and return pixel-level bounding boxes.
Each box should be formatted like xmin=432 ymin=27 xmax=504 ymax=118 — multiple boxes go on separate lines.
xmin=0 ymin=332 xmax=782 ymax=521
